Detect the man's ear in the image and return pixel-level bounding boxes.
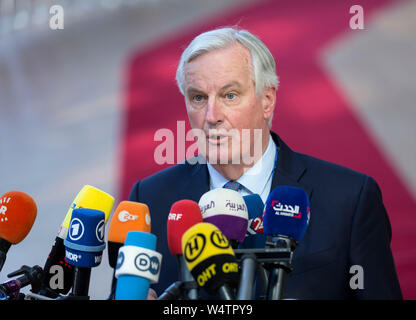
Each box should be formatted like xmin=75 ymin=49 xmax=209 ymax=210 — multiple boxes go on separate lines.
xmin=262 ymin=86 xmax=276 ymax=120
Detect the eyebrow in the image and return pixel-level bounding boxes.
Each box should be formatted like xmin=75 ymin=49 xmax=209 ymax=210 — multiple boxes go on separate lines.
xmin=186 ymin=81 xmax=242 ymax=95
xmin=220 ymin=81 xmax=242 ymax=91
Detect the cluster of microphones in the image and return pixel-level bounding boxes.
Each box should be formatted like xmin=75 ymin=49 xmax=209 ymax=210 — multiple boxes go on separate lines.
xmin=0 ymin=184 xmax=310 ymax=300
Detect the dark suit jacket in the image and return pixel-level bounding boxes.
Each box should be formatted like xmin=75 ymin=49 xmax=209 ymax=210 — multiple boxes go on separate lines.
xmin=128 ymin=132 xmax=402 ymax=299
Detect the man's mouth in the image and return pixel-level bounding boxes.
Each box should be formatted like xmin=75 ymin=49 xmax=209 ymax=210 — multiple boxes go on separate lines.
xmin=206 ymin=134 xmax=230 ymax=145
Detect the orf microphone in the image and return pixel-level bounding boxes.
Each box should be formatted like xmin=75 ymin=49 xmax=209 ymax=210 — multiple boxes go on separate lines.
xmin=199 ymin=188 xmax=248 ymax=248
xmin=40 ymin=185 xmax=114 ymax=297
xmin=182 ymin=222 xmax=239 ymax=300
xmin=0 ymin=191 xmax=37 ymax=273
xmin=263 ymin=186 xmax=310 ymax=300
xmin=167 ymin=199 xmax=202 ymax=300
xmin=64 ymin=208 xmax=106 ymax=298
xmin=115 ymin=231 xmax=162 ymax=300
xmin=107 ymin=201 xmax=151 ymax=299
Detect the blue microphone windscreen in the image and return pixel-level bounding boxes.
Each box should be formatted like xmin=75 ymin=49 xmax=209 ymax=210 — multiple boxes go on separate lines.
xmin=115 ymin=231 xmax=158 ymax=300
xmin=244 ymin=194 xmax=264 ymax=220
xmin=124 ymin=231 xmax=156 ymax=250
xmin=263 ymin=186 xmax=310 ymax=242
xmin=64 ymin=208 xmax=106 ymax=268
xmin=240 ymin=194 xmax=265 ymax=248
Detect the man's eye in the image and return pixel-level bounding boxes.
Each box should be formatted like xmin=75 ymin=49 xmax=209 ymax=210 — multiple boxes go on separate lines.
xmin=192 ymin=95 xmax=204 ymax=102
xmin=225 ymin=93 xmax=237 ymax=100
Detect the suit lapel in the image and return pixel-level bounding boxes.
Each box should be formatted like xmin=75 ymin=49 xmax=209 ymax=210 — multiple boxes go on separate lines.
xmin=270 ymin=132 xmax=313 ymax=201
xmin=177 ymin=159 xmax=210 ymax=202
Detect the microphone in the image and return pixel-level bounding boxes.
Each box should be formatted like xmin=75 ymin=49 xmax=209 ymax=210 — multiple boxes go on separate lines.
xmin=58 ymin=185 xmax=114 ymax=239
xmin=39 ymin=185 xmax=114 ymax=297
xmin=198 ymin=188 xmax=248 ymax=248
xmin=166 ymin=199 xmax=202 ymax=300
xmin=64 ymin=208 xmax=106 ymax=298
xmin=263 ymin=186 xmax=310 ymax=300
xmin=181 ymin=222 xmax=239 ymax=300
xmin=107 ymin=201 xmax=151 ymax=299
xmin=115 ymin=231 xmax=162 ymax=300
xmin=240 ymin=194 xmax=265 ymax=249
xmin=0 ymin=265 xmax=43 ymax=300
xmin=0 ymin=191 xmax=37 ymax=273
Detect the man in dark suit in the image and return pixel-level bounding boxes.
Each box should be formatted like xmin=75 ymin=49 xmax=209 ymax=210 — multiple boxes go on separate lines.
xmin=128 ymin=27 xmax=402 ymax=299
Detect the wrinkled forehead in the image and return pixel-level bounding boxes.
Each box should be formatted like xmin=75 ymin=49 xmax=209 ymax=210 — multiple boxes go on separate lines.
xmin=183 ymin=43 xmax=255 ymax=90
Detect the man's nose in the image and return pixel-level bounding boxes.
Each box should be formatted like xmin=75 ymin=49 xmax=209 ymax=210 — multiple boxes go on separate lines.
xmin=205 ymin=97 xmax=224 ymax=125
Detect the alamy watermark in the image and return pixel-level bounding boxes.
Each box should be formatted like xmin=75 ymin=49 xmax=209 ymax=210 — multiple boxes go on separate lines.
xmin=349 ymin=265 xmax=364 ymax=290
xmin=349 ymin=5 xmax=364 ymax=30
xmin=49 ymin=5 xmax=64 ymax=30
xmin=153 ymin=121 xmax=264 ymax=174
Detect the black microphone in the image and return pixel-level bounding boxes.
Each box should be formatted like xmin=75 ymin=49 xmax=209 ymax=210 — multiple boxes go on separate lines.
xmin=0 ymin=265 xmax=43 ymax=300
xmin=64 ymin=208 xmax=106 ymax=298
xmin=39 ymin=185 xmax=114 ymax=297
xmin=263 ymin=186 xmax=310 ymax=300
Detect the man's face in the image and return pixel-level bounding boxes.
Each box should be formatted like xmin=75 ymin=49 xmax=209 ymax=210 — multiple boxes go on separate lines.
xmin=183 ymin=43 xmax=275 ymax=166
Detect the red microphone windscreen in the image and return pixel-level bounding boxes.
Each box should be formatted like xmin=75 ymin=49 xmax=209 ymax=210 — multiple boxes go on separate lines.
xmin=167 ymin=199 xmax=203 ymax=255
xmin=0 ymin=190 xmax=37 ymax=244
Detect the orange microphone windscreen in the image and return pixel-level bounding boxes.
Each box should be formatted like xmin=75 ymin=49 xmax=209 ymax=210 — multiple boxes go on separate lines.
xmin=108 ymin=201 xmax=151 ymax=244
xmin=0 ymin=190 xmax=37 ymax=244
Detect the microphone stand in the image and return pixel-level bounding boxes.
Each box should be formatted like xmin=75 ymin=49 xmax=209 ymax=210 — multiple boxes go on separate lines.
xmin=69 ymin=266 xmax=91 ymax=299
xmin=177 ymin=255 xmax=198 ymax=300
xmin=265 ymin=236 xmax=295 ymax=300
xmin=0 ymin=265 xmax=43 ymax=300
xmin=217 ymin=284 xmax=235 ymax=300
xmin=237 ymin=253 xmax=257 ymax=300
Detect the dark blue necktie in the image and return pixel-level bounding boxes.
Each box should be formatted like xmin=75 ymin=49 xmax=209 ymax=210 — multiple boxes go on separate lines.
xmin=223 ymin=180 xmax=242 ymax=192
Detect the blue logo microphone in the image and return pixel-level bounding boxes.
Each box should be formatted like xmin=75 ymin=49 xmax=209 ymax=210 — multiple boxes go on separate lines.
xmin=64 ymin=208 xmax=106 ymax=268
xmin=115 ymin=231 xmax=162 ymax=300
xmin=240 ymin=194 xmax=265 ymax=248
xmin=263 ymin=186 xmax=310 ymax=246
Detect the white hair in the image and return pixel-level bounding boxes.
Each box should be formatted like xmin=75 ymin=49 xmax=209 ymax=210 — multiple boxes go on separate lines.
xmin=176 ymin=27 xmax=279 ymax=127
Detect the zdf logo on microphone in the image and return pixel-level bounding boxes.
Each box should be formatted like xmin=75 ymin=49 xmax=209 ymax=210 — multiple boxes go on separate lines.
xmin=118 ymin=210 xmax=139 ymax=222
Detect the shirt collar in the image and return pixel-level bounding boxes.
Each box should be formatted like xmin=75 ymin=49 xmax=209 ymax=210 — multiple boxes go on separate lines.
xmin=207 ymin=134 xmax=276 ymax=194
